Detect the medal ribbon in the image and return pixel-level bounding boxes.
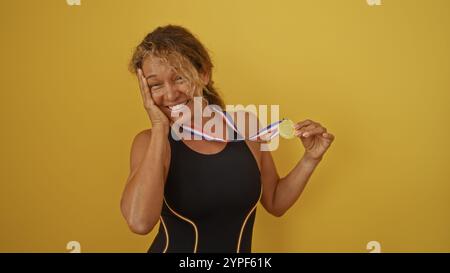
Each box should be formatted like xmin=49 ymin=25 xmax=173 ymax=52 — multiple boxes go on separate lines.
xmin=176 ymin=106 xmax=286 ymax=142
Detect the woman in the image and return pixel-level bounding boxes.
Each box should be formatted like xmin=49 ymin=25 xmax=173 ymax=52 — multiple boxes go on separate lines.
xmin=120 ymin=25 xmax=335 ymax=253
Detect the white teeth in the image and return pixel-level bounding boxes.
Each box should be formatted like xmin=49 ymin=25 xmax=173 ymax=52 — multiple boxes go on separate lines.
xmin=168 ymin=101 xmax=188 ymax=111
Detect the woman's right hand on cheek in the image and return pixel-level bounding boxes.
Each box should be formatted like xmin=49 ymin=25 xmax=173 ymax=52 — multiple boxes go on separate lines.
xmin=137 ymin=68 xmax=170 ymax=129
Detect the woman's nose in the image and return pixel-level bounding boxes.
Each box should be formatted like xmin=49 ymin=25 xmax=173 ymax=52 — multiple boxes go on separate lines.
xmin=165 ymin=83 xmax=181 ymax=101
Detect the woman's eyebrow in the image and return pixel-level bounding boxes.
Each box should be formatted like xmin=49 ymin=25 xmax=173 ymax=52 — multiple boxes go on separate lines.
xmin=145 ymin=74 xmax=157 ymax=80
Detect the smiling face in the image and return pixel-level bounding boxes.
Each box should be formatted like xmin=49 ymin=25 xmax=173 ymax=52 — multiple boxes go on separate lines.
xmin=141 ymin=56 xmax=209 ymax=123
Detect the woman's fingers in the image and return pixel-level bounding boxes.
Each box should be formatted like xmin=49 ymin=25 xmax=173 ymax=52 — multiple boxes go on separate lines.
xmin=295 ymin=123 xmax=325 ymax=137
xmin=295 ymin=123 xmax=314 ymax=137
xmin=136 ymin=69 xmax=146 ymax=99
xmin=138 ymin=69 xmax=152 ymax=103
xmin=302 ymin=126 xmax=326 ymax=138
xmin=322 ymin=132 xmax=335 ymax=140
xmin=294 ymin=119 xmax=313 ymax=130
xmin=137 ymin=69 xmax=155 ymax=107
xmin=136 ymin=69 xmax=148 ymax=104
xmin=293 ymin=118 xmax=335 ymax=141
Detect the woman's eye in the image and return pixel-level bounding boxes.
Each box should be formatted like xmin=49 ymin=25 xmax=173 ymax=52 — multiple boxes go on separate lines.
xmin=150 ymin=84 xmax=162 ymax=90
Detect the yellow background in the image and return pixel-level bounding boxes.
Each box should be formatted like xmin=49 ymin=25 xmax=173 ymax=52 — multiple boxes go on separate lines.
xmin=1 ymin=0 xmax=449 ymax=252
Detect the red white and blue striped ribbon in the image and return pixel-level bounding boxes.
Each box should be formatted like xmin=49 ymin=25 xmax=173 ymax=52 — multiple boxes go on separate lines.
xmin=177 ymin=106 xmax=286 ymax=142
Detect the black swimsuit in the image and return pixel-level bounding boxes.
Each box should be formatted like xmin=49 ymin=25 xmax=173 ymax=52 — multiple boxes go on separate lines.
xmin=148 ymin=124 xmax=262 ymax=253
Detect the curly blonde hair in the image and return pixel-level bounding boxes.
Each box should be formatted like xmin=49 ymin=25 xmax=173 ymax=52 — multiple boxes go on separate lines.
xmin=129 ymin=25 xmax=225 ymax=109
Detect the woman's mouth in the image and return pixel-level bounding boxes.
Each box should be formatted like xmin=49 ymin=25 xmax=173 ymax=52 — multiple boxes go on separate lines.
xmin=166 ymin=99 xmax=190 ymax=113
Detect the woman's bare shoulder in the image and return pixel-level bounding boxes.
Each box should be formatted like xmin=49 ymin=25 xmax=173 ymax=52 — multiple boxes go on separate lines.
xmin=130 ymin=128 xmax=171 ymax=172
xmin=132 ymin=129 xmax=152 ymax=148
xmin=134 ymin=128 xmax=152 ymax=140
xmin=129 ymin=129 xmax=152 ymax=170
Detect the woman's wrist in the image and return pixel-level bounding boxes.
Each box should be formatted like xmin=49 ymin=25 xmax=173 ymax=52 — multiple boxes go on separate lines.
xmin=151 ymin=124 xmax=170 ymax=135
xmin=301 ymin=153 xmax=322 ymax=167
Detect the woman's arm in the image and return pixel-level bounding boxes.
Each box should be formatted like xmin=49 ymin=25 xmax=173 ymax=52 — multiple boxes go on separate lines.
xmin=260 ymin=151 xmax=321 ymax=217
xmin=259 ymin=119 xmax=335 ymax=217
xmin=120 ymin=68 xmax=172 ymax=235
xmin=120 ymin=126 xmax=170 ymax=235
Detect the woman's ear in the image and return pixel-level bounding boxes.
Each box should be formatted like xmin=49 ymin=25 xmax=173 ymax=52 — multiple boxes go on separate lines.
xmin=200 ymin=71 xmax=210 ymax=86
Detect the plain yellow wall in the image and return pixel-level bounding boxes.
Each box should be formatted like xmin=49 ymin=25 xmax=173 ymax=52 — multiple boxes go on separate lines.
xmin=0 ymin=0 xmax=449 ymax=252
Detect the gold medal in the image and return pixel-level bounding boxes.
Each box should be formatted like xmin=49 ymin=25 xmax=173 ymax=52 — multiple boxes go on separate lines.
xmin=279 ymin=119 xmax=296 ymax=139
